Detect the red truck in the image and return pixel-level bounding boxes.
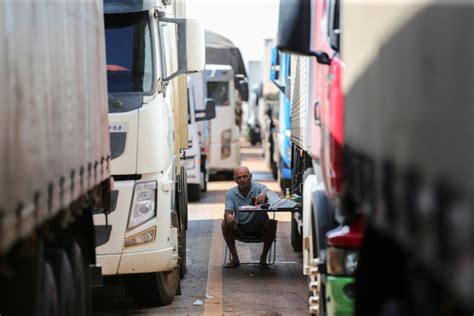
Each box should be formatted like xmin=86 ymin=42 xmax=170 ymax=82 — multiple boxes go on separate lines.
xmin=278 ymin=0 xmax=473 ymax=315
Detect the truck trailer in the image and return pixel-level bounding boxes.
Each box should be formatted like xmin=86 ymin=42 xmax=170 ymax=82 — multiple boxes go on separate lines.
xmin=0 ymin=1 xmax=111 ymax=315
xmin=278 ymin=0 xmax=473 ymax=315
xmin=259 ymin=38 xmax=281 ymax=180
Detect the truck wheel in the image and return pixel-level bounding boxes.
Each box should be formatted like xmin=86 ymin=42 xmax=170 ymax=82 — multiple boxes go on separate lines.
xmin=271 ymin=159 xmax=278 ymax=180
xmin=280 ymin=177 xmax=291 ymax=193
xmin=179 ymin=220 xmax=187 ymax=279
xmin=39 ymin=261 xmax=59 ymax=316
xmin=291 ymin=214 xmax=302 ymax=252
xmin=201 ymin=170 xmax=208 ymax=192
xmin=173 ymin=194 xmax=186 ymax=279
xmin=126 ymin=268 xmax=180 ymax=307
xmin=188 ymin=183 xmax=201 ymax=202
xmin=45 ymin=248 xmax=75 ymax=316
xmin=63 ymin=240 xmax=91 ymax=316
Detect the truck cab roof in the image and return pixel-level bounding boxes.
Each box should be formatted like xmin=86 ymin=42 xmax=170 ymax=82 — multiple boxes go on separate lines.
xmin=104 ymin=0 xmax=158 ymax=14
xmin=205 ymin=65 xmax=234 ymax=81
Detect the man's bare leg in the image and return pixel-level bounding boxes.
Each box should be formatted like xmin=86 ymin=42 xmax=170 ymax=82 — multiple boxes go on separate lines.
xmin=260 ymin=219 xmax=277 ymax=265
xmin=221 ymin=215 xmax=240 ymax=265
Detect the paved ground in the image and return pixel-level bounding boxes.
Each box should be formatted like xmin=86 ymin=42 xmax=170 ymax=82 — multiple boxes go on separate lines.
xmin=93 ymin=142 xmax=307 ymax=315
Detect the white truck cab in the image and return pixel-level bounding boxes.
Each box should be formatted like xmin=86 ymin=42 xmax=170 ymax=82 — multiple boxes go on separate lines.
xmin=183 ymin=72 xmax=216 ymax=201
xmin=93 ymin=0 xmax=204 ymax=307
xmin=205 ymin=64 xmax=241 ymax=175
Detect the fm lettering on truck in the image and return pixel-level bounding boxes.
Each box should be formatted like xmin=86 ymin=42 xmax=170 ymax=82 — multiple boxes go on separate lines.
xmin=109 ymin=122 xmax=128 ymax=159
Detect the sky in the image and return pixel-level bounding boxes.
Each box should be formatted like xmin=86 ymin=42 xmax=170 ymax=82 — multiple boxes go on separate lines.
xmin=186 ymin=0 xmax=279 ymax=69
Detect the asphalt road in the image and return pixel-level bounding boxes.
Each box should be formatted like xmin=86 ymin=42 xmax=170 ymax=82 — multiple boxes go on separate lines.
xmin=93 ymin=142 xmax=308 ymax=315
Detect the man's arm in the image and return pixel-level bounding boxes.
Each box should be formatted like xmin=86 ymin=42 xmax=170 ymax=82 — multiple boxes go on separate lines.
xmin=224 ymin=191 xmax=234 ymax=213
xmin=255 ymin=183 xmax=270 ymax=204
xmin=224 ymin=192 xmax=236 ymax=224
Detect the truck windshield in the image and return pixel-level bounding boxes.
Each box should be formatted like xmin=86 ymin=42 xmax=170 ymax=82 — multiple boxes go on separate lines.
xmin=105 ymin=12 xmax=153 ymax=93
xmin=207 ymin=82 xmax=229 ymax=106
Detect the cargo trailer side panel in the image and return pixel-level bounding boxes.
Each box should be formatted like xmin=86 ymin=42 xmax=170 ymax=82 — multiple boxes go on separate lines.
xmin=0 ymin=1 xmax=109 ymax=254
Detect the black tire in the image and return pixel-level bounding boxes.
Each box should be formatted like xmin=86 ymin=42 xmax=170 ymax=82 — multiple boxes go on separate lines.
xmin=176 ymin=277 xmax=182 ymax=296
xmin=179 ymin=218 xmax=187 ymax=279
xmin=188 ymin=183 xmax=201 ymax=202
xmin=200 ymin=155 xmax=208 ymax=193
xmin=280 ymin=177 xmax=291 ymax=193
xmin=126 ymin=268 xmax=180 ymax=307
xmin=179 ymin=171 xmax=188 ymax=273
xmin=45 ymin=248 xmax=75 ymax=316
xmin=291 ymin=214 xmax=302 ymax=252
xmin=39 ymin=261 xmax=59 ymax=316
xmin=201 ymin=170 xmax=208 ymax=192
xmin=63 ymin=240 xmax=91 ymax=316
xmin=178 ymin=166 xmax=189 ymax=230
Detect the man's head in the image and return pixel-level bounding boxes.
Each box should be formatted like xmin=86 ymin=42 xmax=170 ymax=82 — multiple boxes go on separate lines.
xmin=233 ymin=166 xmax=252 ymax=189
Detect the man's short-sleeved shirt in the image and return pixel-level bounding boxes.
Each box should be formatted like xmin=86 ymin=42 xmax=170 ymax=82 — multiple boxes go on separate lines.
xmin=225 ymin=182 xmax=269 ymax=233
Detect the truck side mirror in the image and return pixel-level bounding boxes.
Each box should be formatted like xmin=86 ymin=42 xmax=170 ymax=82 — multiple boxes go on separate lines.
xmin=195 ymin=98 xmax=216 ymax=121
xmin=276 ymin=0 xmax=331 ymax=65
xmin=161 ymin=18 xmax=205 ymax=81
xmin=239 ymin=80 xmax=249 ymax=102
xmin=270 ymin=47 xmax=280 ymax=81
xmin=270 ymin=47 xmax=285 ymax=93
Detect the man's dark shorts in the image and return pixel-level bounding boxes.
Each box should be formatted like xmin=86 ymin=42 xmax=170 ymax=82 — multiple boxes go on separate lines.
xmin=233 ymin=219 xmax=277 ymax=240
xmin=234 ymin=221 xmax=266 ymax=239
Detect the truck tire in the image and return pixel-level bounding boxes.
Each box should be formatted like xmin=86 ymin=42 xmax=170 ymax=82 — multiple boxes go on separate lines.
xmin=126 ymin=268 xmax=180 ymax=307
xmin=291 ymin=214 xmax=302 ymax=252
xmin=201 ymin=170 xmax=208 ymax=192
xmin=279 ymin=177 xmax=291 ymax=193
xmin=63 ymin=240 xmax=91 ymax=316
xmin=179 ymin=219 xmax=187 ymax=279
xmin=39 ymin=261 xmax=59 ymax=316
xmin=188 ymin=183 xmax=201 ymax=202
xmin=271 ymin=159 xmax=278 ymax=180
xmin=45 ymin=248 xmax=75 ymax=316
xmin=174 ymin=193 xmax=187 ymax=279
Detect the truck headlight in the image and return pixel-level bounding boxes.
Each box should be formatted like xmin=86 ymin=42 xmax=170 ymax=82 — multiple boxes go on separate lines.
xmin=327 ymin=247 xmax=360 ymax=276
xmin=128 ymin=181 xmax=157 ymax=229
xmin=221 ymin=129 xmax=231 ymax=140
xmin=221 ymin=129 xmax=232 ymax=159
xmin=124 ymin=226 xmax=156 ymax=248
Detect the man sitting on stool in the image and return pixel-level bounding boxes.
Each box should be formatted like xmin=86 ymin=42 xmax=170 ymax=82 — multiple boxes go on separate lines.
xmin=221 ymin=165 xmax=277 ymax=269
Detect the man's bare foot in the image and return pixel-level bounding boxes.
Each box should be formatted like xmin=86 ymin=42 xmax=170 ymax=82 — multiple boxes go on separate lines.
xmin=258 ymin=262 xmax=270 ymax=270
xmin=259 ymin=256 xmax=270 ymax=269
xmin=224 ymin=261 xmax=240 ymax=268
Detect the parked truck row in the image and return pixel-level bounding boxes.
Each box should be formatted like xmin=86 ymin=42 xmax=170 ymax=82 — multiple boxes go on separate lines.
xmin=0 ymin=0 xmax=210 ymax=313
xmin=277 ymin=0 xmax=473 ymax=315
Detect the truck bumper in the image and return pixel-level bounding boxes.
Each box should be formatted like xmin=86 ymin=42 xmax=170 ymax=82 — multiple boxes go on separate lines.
xmin=326 ymin=276 xmax=355 ymax=316
xmin=97 ymin=246 xmax=178 ymax=275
